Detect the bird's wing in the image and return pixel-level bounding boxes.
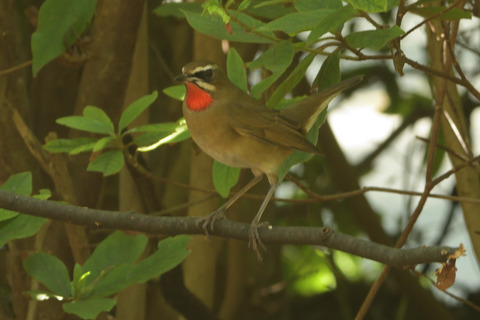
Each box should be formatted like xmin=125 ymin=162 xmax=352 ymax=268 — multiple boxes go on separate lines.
xmin=228 ymin=102 xmax=321 ymax=154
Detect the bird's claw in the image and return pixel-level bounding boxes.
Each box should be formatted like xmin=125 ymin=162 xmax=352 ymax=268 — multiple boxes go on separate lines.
xmin=248 ymin=221 xmax=269 ymax=262
xmin=195 ymin=209 xmax=227 ymax=240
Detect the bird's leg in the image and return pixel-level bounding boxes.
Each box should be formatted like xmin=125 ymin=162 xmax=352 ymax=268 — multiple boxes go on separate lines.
xmin=196 ymin=174 xmax=263 ymax=238
xmin=249 ymin=182 xmax=278 ymax=262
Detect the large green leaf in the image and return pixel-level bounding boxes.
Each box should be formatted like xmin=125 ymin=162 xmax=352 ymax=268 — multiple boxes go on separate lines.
xmin=410 ymin=6 xmax=472 ymax=20
xmin=163 ymin=85 xmax=186 ymax=101
xmin=31 ymin=0 xmax=97 ymax=75
xmin=257 ymin=10 xmax=334 ymax=35
xmin=345 ymin=0 xmax=388 ymax=13
xmin=0 ymin=173 xmax=32 ymax=221
xmin=295 ymin=0 xmax=342 ymax=11
xmin=313 ymin=51 xmax=341 ymax=90
xmin=248 ymin=41 xmax=295 ymax=98
xmin=63 ymin=299 xmax=116 ymax=320
xmin=0 ymin=172 xmax=32 ymax=196
xmin=248 ymin=40 xmax=295 ymax=72
xmin=24 ymin=252 xmax=71 ymax=298
xmin=346 ymin=25 xmax=405 ymax=50
xmin=86 ymin=150 xmax=125 ymax=176
xmin=307 ymin=6 xmax=358 ymax=44
xmin=212 ymin=161 xmax=241 ymax=198
xmin=182 ymin=10 xmax=274 ymax=43
xmin=56 ymin=116 xmax=113 ymax=135
xmin=227 ymin=48 xmax=248 ymax=92
xmin=118 ymin=91 xmax=158 ymax=132
xmin=128 ymin=235 xmax=191 ymax=283
xmin=267 ymin=53 xmax=316 ymax=108
xmin=82 ymin=232 xmax=148 ymax=285
xmin=244 ymin=0 xmax=295 ymax=19
xmin=0 ymin=213 xmax=48 ymax=247
xmin=83 ymin=106 xmax=114 ymax=134
xmin=153 ymin=2 xmax=202 ymax=19
xmin=134 ymin=119 xmax=190 ymax=151
xmin=43 ymin=138 xmax=97 ymax=154
xmin=85 ymin=264 xmax=135 ymax=298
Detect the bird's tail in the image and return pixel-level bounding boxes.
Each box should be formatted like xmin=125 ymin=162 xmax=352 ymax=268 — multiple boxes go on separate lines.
xmin=282 ymin=75 xmax=363 ymax=133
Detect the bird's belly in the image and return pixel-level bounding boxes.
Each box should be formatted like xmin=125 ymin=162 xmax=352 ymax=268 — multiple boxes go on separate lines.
xmin=185 ymin=109 xmax=291 ymax=174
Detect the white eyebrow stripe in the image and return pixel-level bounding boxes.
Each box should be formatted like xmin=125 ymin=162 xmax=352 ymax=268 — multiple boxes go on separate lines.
xmin=191 ymin=64 xmax=217 ymax=74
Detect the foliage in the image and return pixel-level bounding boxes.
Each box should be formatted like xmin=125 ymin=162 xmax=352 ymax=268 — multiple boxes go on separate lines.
xmin=43 ymin=91 xmax=190 ymax=176
xmin=31 ymin=0 xmax=97 ymax=75
xmin=24 ymin=232 xmax=190 ymax=319
xmin=0 ymin=173 xmax=49 ymax=246
xmin=1 ymin=0 xmax=479 ymax=318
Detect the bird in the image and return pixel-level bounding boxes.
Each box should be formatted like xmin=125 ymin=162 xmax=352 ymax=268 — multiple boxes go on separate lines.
xmin=176 ymin=60 xmax=362 ymax=260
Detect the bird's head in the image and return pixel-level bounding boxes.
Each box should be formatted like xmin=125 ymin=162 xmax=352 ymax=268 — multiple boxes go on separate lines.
xmin=176 ymin=61 xmax=228 ymax=111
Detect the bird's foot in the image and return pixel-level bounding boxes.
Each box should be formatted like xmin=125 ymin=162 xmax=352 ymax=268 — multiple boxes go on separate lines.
xmin=195 ymin=208 xmax=227 ymax=240
xmin=248 ymin=220 xmax=270 ymax=262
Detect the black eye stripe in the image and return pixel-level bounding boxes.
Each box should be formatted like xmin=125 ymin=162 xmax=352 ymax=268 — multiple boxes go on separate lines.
xmin=193 ymin=68 xmax=213 ymax=81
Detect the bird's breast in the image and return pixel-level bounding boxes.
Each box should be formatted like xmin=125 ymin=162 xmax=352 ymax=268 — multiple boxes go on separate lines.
xmin=182 ymin=102 xmax=291 ymax=175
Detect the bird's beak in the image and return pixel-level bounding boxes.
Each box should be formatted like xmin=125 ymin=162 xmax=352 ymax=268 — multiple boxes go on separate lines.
xmin=175 ymin=73 xmax=187 ymax=82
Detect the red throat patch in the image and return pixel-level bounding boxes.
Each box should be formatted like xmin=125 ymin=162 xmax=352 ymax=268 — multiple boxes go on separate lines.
xmin=185 ymin=82 xmax=214 ymax=111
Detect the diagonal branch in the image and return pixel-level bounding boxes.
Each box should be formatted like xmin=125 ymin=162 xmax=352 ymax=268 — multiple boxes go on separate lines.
xmin=0 ymin=190 xmax=460 ymax=269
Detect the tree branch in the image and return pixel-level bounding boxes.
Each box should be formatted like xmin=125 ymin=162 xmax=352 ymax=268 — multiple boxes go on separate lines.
xmin=0 ymin=190 xmax=459 ymax=268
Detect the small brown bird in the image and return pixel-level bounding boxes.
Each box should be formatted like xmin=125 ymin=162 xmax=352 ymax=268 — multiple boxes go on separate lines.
xmin=176 ymin=60 xmax=361 ymax=259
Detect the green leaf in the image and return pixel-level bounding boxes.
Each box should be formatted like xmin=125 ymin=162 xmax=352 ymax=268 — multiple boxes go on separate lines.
xmin=248 ymin=40 xmax=295 ymax=72
xmin=87 ymin=150 xmax=124 ymax=176
xmin=295 ymin=0 xmax=342 ymax=11
xmin=83 ymin=106 xmax=114 ymax=134
xmin=86 ymin=264 xmax=135 ymax=298
xmin=118 ymin=91 xmax=158 ymax=132
xmin=227 ymin=48 xmax=247 ymax=92
xmin=129 ymin=235 xmax=190 ymax=283
xmin=267 ymin=53 xmax=316 ymax=107
xmin=43 ymin=138 xmax=97 ymax=153
xmin=345 ymin=0 xmax=388 ymax=13
xmin=277 ymin=108 xmax=327 ymax=181
xmin=56 ymin=116 xmax=113 ymax=135
xmin=163 ymin=85 xmax=186 ymax=101
xmin=69 ymin=141 xmax=97 ymax=155
xmin=127 ymin=122 xmax=179 ymax=134
xmin=248 ymin=41 xmax=295 ymax=98
xmin=0 ymin=172 xmax=32 ymax=221
xmin=250 ymin=73 xmax=282 ymax=99
xmin=93 ymin=136 xmax=115 ymax=152
xmin=63 ymin=299 xmax=116 ymax=320
xmin=135 ymin=119 xmax=190 ymax=151
xmin=72 ymin=263 xmax=90 ymax=298
xmin=410 ymin=7 xmax=472 ymax=20
xmin=33 ymin=189 xmax=52 ymax=200
xmin=346 ymin=25 xmax=405 ymax=50
xmin=257 ymin=10 xmax=334 ymax=35
xmin=0 ymin=213 xmax=48 ymax=247
xmin=0 ymin=172 xmax=32 ymax=196
xmin=153 ymin=2 xmax=202 ymax=19
xmin=245 ymin=1 xmax=295 ymax=19
xmin=182 ymin=10 xmax=274 ymax=44
xmin=313 ymin=51 xmax=340 ymax=90
xmin=31 ymin=0 xmax=97 ymax=75
xmin=24 ymin=252 xmax=71 ymax=298
xmin=212 ymin=161 xmax=241 ymax=198
xmin=307 ymin=6 xmax=357 ymax=43
xmin=83 ymin=232 xmax=148 ymax=285
xmin=238 ymin=0 xmax=253 ymax=11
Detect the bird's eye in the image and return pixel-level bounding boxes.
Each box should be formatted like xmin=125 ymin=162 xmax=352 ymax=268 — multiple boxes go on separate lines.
xmin=204 ymin=68 xmax=213 ymax=78
xmin=194 ymin=68 xmax=214 ymax=82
